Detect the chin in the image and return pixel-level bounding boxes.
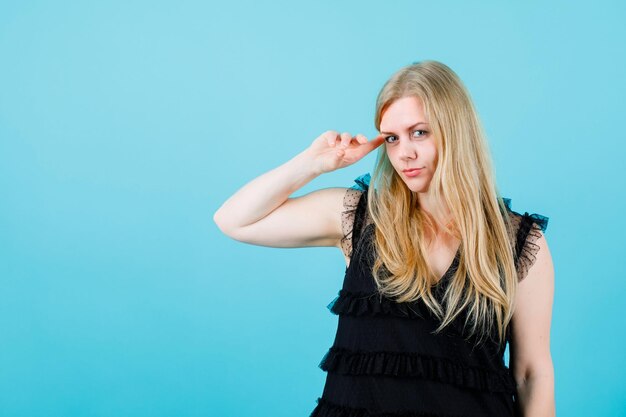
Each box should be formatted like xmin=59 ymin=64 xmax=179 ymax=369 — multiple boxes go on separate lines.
xmin=409 ymin=186 xmax=429 ymax=193
xmin=400 ymin=178 xmax=432 ymax=194
xmin=400 ymin=181 xmax=424 ymax=193
xmin=393 ymin=170 xmax=432 ymax=192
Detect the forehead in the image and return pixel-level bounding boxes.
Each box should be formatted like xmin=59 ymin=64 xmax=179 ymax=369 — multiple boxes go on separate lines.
xmin=380 ymin=96 xmax=428 ymax=130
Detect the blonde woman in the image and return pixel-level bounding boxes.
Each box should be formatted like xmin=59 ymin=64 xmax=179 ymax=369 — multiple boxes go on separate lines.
xmin=214 ymin=60 xmax=555 ymax=417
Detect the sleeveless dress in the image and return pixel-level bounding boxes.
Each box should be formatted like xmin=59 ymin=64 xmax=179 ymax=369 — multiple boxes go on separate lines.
xmin=309 ymin=173 xmax=550 ymax=417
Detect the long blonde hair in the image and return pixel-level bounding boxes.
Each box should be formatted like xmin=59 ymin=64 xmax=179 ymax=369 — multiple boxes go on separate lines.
xmin=367 ymin=60 xmax=517 ymax=347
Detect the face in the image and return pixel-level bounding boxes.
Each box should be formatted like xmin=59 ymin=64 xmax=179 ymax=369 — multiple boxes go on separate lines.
xmin=379 ymin=96 xmax=438 ymax=194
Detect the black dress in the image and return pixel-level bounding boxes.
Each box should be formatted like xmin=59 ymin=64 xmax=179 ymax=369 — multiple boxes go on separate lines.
xmin=310 ymin=173 xmax=549 ymax=417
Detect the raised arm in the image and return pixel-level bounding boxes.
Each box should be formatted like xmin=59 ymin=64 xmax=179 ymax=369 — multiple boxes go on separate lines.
xmin=213 ymin=131 xmax=384 ymax=249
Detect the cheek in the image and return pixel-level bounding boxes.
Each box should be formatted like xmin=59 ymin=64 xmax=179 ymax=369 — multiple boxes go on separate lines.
xmin=386 ymin=149 xmax=403 ymax=169
xmin=424 ymin=143 xmax=438 ymax=163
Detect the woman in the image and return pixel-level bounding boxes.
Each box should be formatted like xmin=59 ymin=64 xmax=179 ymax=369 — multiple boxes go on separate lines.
xmin=213 ymin=60 xmax=555 ymax=417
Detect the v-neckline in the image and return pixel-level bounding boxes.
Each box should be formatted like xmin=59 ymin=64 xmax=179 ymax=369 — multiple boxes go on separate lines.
xmin=432 ymin=245 xmax=462 ymax=287
xmin=343 ymin=224 xmax=462 ymax=284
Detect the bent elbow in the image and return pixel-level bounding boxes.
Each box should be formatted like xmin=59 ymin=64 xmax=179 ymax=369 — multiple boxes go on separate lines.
xmin=214 ymin=209 xmax=250 ymax=243
xmin=213 ymin=207 xmax=234 ymax=236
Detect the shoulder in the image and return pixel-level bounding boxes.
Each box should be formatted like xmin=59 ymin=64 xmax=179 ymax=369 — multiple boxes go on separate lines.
xmin=338 ymin=172 xmax=371 ymax=211
xmin=501 ymin=197 xmax=549 ymax=233
xmin=500 ymin=197 xmax=550 ymax=282
xmin=337 ymin=173 xmax=372 ymax=259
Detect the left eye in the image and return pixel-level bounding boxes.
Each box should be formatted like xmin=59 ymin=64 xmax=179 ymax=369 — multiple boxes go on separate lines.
xmin=413 ymin=130 xmax=427 ymax=138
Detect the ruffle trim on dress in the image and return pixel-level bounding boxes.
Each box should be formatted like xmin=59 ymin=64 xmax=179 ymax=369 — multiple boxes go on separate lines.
xmin=350 ymin=173 xmax=371 ymax=192
xmin=502 ymin=197 xmax=549 ymax=234
xmin=516 ymin=215 xmax=548 ymax=282
xmin=340 ymin=173 xmax=372 ymax=262
xmin=319 ymin=347 xmax=517 ymax=394
xmin=327 ymin=289 xmax=432 ymax=320
xmin=502 ymin=197 xmax=550 ymax=282
xmin=310 ymin=396 xmax=472 ymax=417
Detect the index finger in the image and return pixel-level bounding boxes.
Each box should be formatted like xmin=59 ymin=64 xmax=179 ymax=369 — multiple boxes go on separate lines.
xmin=369 ymin=134 xmax=385 ymax=145
xmin=357 ymin=134 xmax=385 ymax=155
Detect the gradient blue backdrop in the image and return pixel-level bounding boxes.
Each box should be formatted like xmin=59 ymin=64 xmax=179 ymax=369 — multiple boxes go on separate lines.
xmin=1 ymin=1 xmax=625 ymax=416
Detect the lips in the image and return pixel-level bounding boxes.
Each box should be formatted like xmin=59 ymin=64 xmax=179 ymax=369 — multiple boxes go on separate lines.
xmin=403 ymin=167 xmax=423 ymax=177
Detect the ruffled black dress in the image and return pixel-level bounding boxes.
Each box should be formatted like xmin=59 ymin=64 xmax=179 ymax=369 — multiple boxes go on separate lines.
xmin=309 ymin=173 xmax=549 ymax=417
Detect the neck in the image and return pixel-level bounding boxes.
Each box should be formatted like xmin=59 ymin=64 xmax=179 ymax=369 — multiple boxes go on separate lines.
xmin=417 ymin=191 xmax=451 ymax=222
xmin=416 ymin=192 xmax=457 ymax=241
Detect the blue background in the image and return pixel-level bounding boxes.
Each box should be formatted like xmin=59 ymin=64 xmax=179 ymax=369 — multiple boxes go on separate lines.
xmin=1 ymin=1 xmax=625 ymax=416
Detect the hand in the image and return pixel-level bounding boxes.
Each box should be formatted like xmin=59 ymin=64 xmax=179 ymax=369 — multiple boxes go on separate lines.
xmin=306 ymin=131 xmax=385 ymax=175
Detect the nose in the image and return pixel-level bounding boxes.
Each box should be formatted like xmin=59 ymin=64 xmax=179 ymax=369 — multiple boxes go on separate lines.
xmin=399 ymin=138 xmax=417 ymax=160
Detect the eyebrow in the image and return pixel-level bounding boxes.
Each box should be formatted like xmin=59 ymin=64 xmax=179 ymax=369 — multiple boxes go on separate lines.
xmin=380 ymin=122 xmax=429 ymax=135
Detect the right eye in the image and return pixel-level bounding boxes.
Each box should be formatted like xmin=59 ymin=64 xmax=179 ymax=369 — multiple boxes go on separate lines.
xmin=384 ymin=135 xmax=398 ymax=143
